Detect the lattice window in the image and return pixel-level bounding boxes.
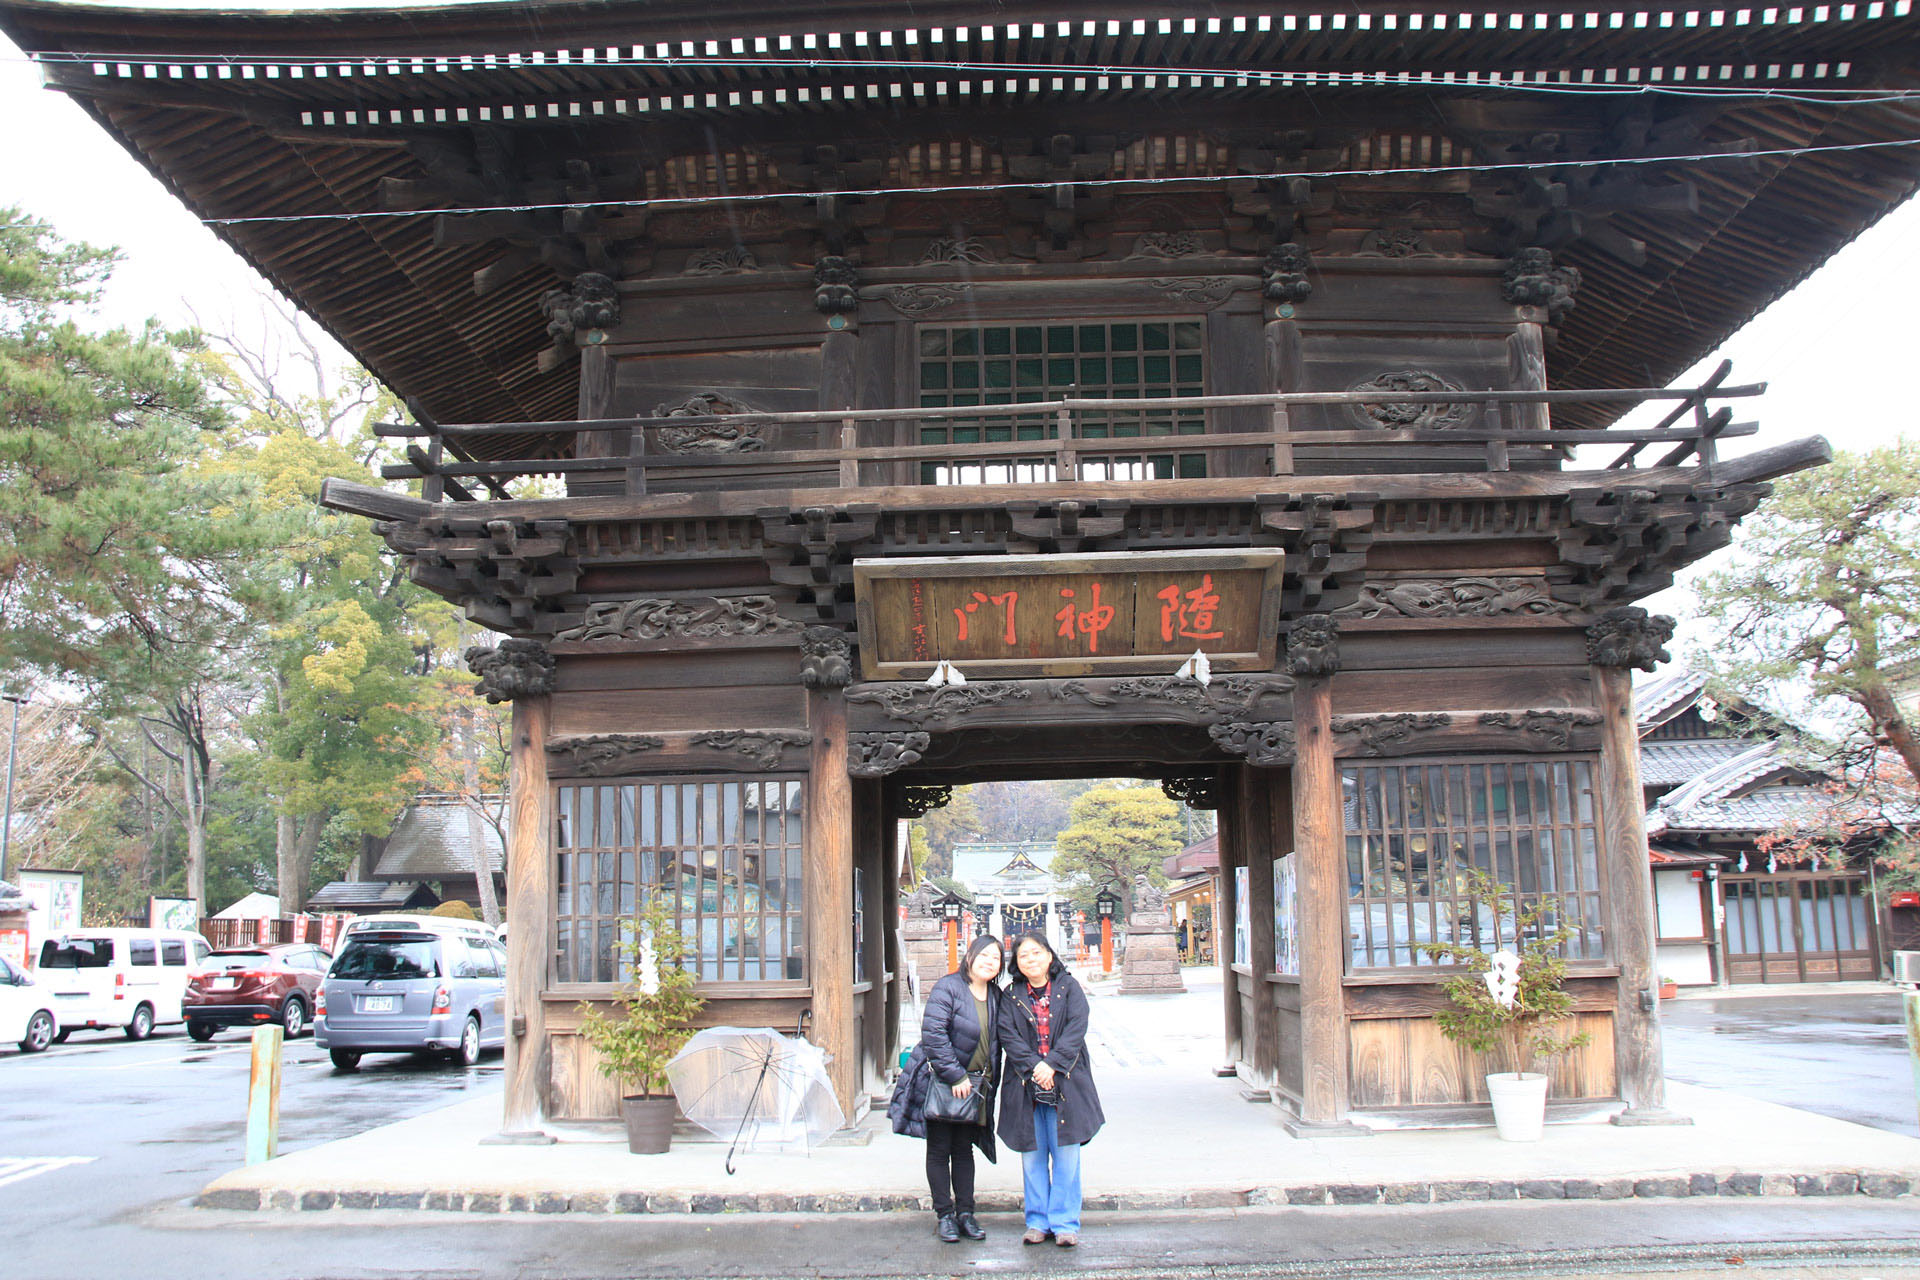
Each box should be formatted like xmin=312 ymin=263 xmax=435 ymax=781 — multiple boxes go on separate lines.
xmin=553 ymin=777 xmax=805 ymax=985
xmin=1340 ymin=759 xmax=1607 ymax=971
xmin=916 ymin=320 xmax=1207 ymax=484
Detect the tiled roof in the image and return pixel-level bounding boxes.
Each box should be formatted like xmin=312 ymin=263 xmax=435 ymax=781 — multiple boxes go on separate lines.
xmin=1636 ymin=670 xmax=1709 ymax=734
xmin=375 ymin=796 xmax=506 ymax=881
xmin=1640 ymin=739 xmax=1764 ymax=788
xmin=1163 ymin=832 xmax=1219 ymax=879
xmin=308 ymin=880 xmax=437 ymax=910
xmin=0 ymin=880 xmax=26 ymax=911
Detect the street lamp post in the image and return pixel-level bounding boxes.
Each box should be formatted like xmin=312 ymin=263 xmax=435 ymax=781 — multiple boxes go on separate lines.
xmin=940 ymin=891 xmax=965 ymax=974
xmin=1096 ymin=886 xmax=1120 ymax=974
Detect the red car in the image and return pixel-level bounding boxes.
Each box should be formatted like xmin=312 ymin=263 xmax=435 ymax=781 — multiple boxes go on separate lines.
xmin=184 ymin=943 xmax=331 ymax=1041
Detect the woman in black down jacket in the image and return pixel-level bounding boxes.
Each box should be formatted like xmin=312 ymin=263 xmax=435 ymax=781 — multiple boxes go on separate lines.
xmin=997 ymin=931 xmax=1103 ymax=1248
xmin=888 ymin=934 xmax=1003 ymax=1243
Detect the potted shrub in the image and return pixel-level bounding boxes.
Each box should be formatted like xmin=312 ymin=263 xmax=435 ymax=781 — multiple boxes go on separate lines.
xmin=577 ymin=897 xmax=705 ymax=1153
xmin=1422 ymin=869 xmax=1591 ymax=1142
xmin=1659 ymin=975 xmax=1679 ymax=1000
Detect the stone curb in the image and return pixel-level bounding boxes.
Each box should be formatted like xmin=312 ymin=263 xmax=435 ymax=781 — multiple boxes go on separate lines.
xmin=195 ymin=1170 xmax=1916 ymax=1215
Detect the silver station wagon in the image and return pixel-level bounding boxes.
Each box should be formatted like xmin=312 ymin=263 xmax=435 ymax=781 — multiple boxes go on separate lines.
xmin=315 ymin=921 xmax=507 ymax=1070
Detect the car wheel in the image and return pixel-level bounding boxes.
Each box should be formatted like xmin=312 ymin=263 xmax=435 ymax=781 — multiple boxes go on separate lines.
xmin=52 ymin=1028 xmax=71 ymax=1044
xmin=126 ymin=1004 xmax=154 ymax=1041
xmin=456 ymin=1014 xmax=481 ymax=1068
xmin=329 ymin=1048 xmax=361 ymax=1071
xmin=187 ymin=1021 xmax=217 ymax=1043
xmin=281 ymin=997 xmax=307 ymax=1039
xmin=20 ymin=1011 xmax=55 ymax=1053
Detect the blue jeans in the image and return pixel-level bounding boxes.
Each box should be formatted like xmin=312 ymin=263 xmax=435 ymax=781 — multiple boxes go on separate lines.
xmin=1022 ymin=1102 xmax=1082 ymax=1234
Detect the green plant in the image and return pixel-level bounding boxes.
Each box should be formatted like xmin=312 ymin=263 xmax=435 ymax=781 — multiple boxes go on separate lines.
xmin=1420 ymin=868 xmax=1591 ymax=1078
xmin=576 ymin=897 xmax=705 ymax=1098
xmin=429 ymin=900 xmax=477 ymax=919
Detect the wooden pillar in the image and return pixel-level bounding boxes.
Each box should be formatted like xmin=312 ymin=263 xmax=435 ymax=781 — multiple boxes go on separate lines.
xmin=1594 ymin=662 xmax=1686 ymax=1123
xmin=1290 ymin=674 xmax=1354 ymax=1130
xmin=1242 ymin=765 xmax=1279 ymax=1094
xmin=1215 ymin=773 xmax=1245 ymax=1069
xmin=500 ymin=695 xmax=555 ymax=1140
xmin=880 ymin=788 xmax=904 ymax=1075
xmin=857 ymin=778 xmax=889 ymax=1099
xmin=805 ymin=686 xmax=858 ymax=1117
xmin=1507 ymin=311 xmax=1550 ymax=434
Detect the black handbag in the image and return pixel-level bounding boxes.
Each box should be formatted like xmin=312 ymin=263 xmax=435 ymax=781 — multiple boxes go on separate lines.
xmin=1027 ymin=1079 xmax=1061 ymax=1107
xmin=924 ymin=1070 xmax=991 ymax=1125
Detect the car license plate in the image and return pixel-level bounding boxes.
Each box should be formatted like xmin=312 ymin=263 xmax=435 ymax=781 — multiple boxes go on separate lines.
xmin=362 ymin=995 xmax=395 ymax=1012
xmin=212 ymin=978 xmax=237 ymax=990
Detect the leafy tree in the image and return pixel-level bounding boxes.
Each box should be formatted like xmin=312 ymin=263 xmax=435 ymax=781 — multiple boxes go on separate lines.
xmin=910 ymin=786 xmax=981 ymax=880
xmin=1693 ymin=443 xmax=1920 ymax=797
xmin=1051 ymin=783 xmax=1183 ymax=916
xmin=0 ymin=209 xmax=267 ymax=905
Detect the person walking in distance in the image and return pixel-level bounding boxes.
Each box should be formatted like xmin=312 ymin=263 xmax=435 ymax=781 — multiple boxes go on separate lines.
xmin=997 ymin=931 xmax=1104 ymax=1248
xmin=888 ymin=934 xmax=1004 ymax=1243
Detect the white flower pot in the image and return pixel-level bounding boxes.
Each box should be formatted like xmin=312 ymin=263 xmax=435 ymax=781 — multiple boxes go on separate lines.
xmin=1485 ymin=1071 xmax=1549 ymax=1142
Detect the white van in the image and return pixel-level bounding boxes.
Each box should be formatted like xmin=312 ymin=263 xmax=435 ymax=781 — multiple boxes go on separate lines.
xmin=34 ymin=928 xmax=214 ymax=1041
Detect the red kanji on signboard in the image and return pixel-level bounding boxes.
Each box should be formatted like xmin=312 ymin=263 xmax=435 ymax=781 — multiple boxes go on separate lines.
xmin=1158 ymin=575 xmax=1225 ymax=642
xmin=1054 ymin=583 xmax=1117 ymax=653
xmin=953 ymin=590 xmax=1020 ymax=646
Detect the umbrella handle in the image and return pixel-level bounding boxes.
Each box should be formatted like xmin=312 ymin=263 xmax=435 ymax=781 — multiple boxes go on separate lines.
xmin=725 ymin=1053 xmax=777 ymax=1177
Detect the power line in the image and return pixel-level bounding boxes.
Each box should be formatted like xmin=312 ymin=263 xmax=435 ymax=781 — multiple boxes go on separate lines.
xmin=201 ymin=135 xmax=1920 ymax=228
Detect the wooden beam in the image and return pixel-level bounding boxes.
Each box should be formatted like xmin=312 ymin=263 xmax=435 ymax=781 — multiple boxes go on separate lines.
xmin=1244 ymin=766 xmax=1280 ymax=1095
xmin=501 ymin=695 xmax=556 ymax=1139
xmin=1216 ymin=778 xmax=1245 ymax=1071
xmin=805 ymin=687 xmax=858 ymax=1119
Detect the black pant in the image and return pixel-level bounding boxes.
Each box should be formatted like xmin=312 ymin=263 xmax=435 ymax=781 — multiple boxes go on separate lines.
xmin=924 ymin=1120 xmax=978 ymax=1217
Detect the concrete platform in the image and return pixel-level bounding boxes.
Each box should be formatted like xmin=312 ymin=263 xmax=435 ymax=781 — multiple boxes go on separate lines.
xmin=197 ymin=970 xmax=1920 ymax=1216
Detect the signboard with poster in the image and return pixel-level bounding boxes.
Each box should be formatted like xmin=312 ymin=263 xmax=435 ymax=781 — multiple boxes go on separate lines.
xmin=291 ymin=915 xmax=309 ymax=943
xmin=148 ymin=897 xmax=199 ymax=932
xmin=318 ymin=913 xmax=342 ymax=953
xmin=20 ymin=869 xmax=83 ymax=954
xmin=853 ymin=550 xmax=1285 ymax=680
xmin=0 ymin=929 xmax=26 ymax=970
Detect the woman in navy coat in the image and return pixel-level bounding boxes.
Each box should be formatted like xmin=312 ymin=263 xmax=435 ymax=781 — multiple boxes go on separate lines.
xmin=888 ymin=934 xmax=1003 ymax=1242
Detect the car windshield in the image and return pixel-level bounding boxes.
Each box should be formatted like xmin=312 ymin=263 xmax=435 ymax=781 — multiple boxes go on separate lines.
xmin=330 ymin=938 xmax=438 ymax=981
xmin=38 ymin=938 xmax=112 ymax=968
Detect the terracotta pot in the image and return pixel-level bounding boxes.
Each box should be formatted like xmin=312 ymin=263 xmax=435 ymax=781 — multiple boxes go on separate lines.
xmin=621 ymin=1095 xmax=676 ymax=1154
xmin=1659 ymin=981 xmax=1679 ymax=1000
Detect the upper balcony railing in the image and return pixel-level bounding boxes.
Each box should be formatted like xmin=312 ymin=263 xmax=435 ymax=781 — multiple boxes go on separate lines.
xmin=376 ymin=361 xmax=1762 ymax=504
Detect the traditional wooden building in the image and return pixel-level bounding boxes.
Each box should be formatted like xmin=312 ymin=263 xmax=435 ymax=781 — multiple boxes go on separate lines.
xmin=8 ymin=0 xmax=1918 ymax=1133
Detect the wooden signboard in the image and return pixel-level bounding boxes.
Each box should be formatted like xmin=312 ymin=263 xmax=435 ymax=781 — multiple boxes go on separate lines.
xmin=853 ymin=550 xmax=1286 ymax=679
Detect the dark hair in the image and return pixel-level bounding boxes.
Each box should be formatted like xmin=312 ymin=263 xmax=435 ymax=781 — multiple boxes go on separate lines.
xmin=960 ymin=934 xmax=1004 ymax=980
xmin=1009 ymin=932 xmax=1064 ymax=983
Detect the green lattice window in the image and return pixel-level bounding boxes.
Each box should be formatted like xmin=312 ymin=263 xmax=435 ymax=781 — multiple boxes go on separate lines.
xmin=916 ymin=321 xmax=1207 ymax=483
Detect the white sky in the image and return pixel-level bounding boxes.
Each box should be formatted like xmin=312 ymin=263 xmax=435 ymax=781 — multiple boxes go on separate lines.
xmin=2 ymin=6 xmax=1916 ymax=630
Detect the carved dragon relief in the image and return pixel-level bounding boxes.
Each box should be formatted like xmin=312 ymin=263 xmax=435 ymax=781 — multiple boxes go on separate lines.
xmin=547 ymin=734 xmax=666 ymax=777
xmin=1477 ymin=710 xmax=1604 ymax=751
xmin=1208 ymin=721 xmax=1297 ymax=767
xmin=848 ymin=731 xmax=931 ymax=778
xmin=846 ymin=676 xmax=1291 ymax=726
xmin=1161 ymin=773 xmax=1224 ymax=810
xmin=1333 ymin=577 xmax=1575 ymax=621
xmin=1331 ymin=713 xmax=1454 ymax=757
xmin=692 ymin=730 xmax=812 ymax=769
xmin=553 ymin=595 xmax=802 ymax=644
xmin=896 ymin=785 xmax=954 ymax=818
xmin=845 ymin=681 xmax=1033 ymax=722
xmin=652 ymin=392 xmax=768 ymax=454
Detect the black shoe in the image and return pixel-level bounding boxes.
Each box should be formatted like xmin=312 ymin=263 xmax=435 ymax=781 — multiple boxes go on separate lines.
xmin=956 ymin=1212 xmax=986 ymax=1240
xmin=937 ymin=1214 xmax=960 ymax=1244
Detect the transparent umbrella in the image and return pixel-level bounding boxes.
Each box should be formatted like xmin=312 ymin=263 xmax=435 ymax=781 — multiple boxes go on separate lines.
xmin=665 ymin=1026 xmax=845 ymax=1174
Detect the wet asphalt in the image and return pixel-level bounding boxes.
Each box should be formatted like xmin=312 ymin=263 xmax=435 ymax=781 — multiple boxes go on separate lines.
xmin=1659 ymin=991 xmax=1917 ymax=1138
xmin=2 ymin=991 xmax=1916 ymax=1280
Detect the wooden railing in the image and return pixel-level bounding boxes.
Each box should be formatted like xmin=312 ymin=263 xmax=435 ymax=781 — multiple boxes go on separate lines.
xmin=375 ymin=361 xmax=1763 ymax=503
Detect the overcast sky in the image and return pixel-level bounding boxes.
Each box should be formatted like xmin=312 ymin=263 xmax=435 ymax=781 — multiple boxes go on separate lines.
xmin=2 ymin=7 xmax=1916 ymax=637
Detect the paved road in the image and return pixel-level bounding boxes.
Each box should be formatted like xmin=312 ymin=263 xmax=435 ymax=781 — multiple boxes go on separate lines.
xmin=1660 ymin=990 xmax=1917 ymax=1137
xmin=5 ymin=981 xmax=1917 ymax=1280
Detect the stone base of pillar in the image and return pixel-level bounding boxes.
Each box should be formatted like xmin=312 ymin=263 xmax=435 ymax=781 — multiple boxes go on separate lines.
xmin=1119 ymin=918 xmax=1187 ymax=994
xmin=1609 ymin=1105 xmax=1696 ymax=1127
xmin=480 ymin=1130 xmax=557 ymax=1146
xmin=1279 ymin=1113 xmax=1375 ymax=1138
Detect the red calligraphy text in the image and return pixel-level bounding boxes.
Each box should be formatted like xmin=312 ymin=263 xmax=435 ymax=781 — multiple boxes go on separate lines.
xmin=953 ymin=590 xmax=1020 ymax=646
xmin=1158 ymin=575 xmax=1225 ymax=642
xmin=1054 ymin=583 xmax=1117 ymax=654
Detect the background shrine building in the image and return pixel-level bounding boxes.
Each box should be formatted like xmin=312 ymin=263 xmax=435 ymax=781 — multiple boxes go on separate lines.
xmin=8 ymin=0 xmax=1917 ymax=1134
